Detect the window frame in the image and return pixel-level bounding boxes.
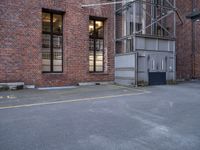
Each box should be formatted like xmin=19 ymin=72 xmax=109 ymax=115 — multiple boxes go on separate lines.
xmin=89 ymin=16 xmax=106 ymax=73
xmin=42 ymin=9 xmax=64 ymax=73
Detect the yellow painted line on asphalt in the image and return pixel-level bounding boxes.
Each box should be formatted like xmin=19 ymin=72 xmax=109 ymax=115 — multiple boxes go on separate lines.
xmin=0 ymin=91 xmax=151 ymax=110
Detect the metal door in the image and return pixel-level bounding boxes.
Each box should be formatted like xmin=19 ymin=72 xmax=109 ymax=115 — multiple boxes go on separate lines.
xmin=148 ymin=55 xmax=167 ymax=85
xmin=149 ymin=72 xmax=166 ymax=85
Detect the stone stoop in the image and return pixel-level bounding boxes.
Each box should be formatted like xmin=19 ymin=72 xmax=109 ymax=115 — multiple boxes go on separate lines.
xmin=0 ymin=82 xmax=24 ymax=91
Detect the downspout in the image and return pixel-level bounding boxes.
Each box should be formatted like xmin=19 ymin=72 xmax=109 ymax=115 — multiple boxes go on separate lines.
xmin=133 ymin=1 xmax=138 ymax=87
xmin=191 ymin=0 xmax=196 ymax=78
xmin=174 ymin=0 xmax=176 ymax=81
xmin=114 ymin=1 xmax=116 ymax=81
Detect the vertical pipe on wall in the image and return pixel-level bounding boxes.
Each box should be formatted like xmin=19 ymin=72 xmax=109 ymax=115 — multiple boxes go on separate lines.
xmin=123 ymin=1 xmax=126 ymax=53
xmin=133 ymin=1 xmax=138 ymax=86
xmin=114 ymin=0 xmax=116 ymax=81
xmin=173 ymin=0 xmax=176 ymax=81
xmin=114 ymin=1 xmax=116 ymax=55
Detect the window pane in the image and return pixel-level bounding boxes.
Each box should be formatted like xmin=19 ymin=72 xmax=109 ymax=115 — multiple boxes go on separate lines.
xmin=96 ymin=49 xmax=103 ymax=72
xmin=89 ymin=39 xmax=94 ymax=51
xmin=89 ymin=51 xmax=94 ymax=72
xmin=95 ymin=39 xmax=100 ymax=51
xmin=53 ymin=14 xmax=62 ymax=34
xmin=89 ymin=67 xmax=94 ymax=72
xmin=53 ymin=35 xmax=62 ymax=49
xmin=53 ymin=62 xmax=62 ymax=72
xmin=89 ymin=51 xmax=94 ymax=61
xmin=136 ymin=23 xmax=142 ymax=32
xmin=126 ymin=39 xmax=133 ymax=52
xmin=126 ymin=5 xmax=133 ymax=36
xmin=42 ymin=34 xmax=51 ymax=48
xmin=96 ymin=51 xmax=103 ymax=61
xmin=53 ymin=35 xmax=62 ymax=72
xmin=42 ymin=12 xmax=51 ymax=32
xmin=42 ymin=34 xmax=51 ymax=72
xmin=95 ymin=39 xmax=104 ymax=51
xmin=53 ymin=56 xmax=62 ymax=72
xmin=89 ymin=20 xmax=94 ymax=36
xmin=95 ymin=21 xmax=103 ymax=38
xmin=100 ymin=40 xmax=104 ymax=51
xmin=96 ymin=66 xmax=103 ymax=72
xmin=95 ymin=51 xmax=103 ymax=71
xmin=95 ymin=39 xmax=103 ymax=72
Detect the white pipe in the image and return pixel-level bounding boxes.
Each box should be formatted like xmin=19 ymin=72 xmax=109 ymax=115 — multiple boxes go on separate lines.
xmin=116 ymin=10 xmax=174 ymax=41
xmin=81 ymin=0 xmax=136 ymax=8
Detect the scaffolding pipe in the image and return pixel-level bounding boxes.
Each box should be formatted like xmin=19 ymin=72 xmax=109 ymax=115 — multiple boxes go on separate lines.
xmin=115 ymin=0 xmax=137 ymax=14
xmin=81 ymin=0 xmax=136 ymax=7
xmin=173 ymin=0 xmax=176 ymax=81
xmin=82 ymin=0 xmax=174 ymax=10
xmin=116 ymin=10 xmax=174 ymax=41
xmin=115 ymin=0 xmax=175 ymax=15
xmin=176 ymin=10 xmax=183 ymax=25
xmin=140 ymin=5 xmax=173 ymax=37
xmin=133 ymin=2 xmax=138 ymax=87
xmin=81 ymin=0 xmax=182 ymax=26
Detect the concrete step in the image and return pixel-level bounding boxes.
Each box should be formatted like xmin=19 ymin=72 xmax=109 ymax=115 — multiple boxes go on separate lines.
xmin=0 ymin=82 xmax=24 ymax=91
xmin=78 ymin=81 xmax=113 ymax=86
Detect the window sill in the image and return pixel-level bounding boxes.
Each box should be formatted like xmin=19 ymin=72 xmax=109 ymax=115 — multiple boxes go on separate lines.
xmin=89 ymin=72 xmax=109 ymax=75
xmin=42 ymin=72 xmax=63 ymax=74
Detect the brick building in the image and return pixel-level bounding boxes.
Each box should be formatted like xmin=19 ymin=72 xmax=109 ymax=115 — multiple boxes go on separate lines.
xmin=176 ymin=0 xmax=200 ymax=79
xmin=1 ymin=0 xmax=200 ymax=88
xmin=0 ymin=0 xmax=115 ymax=87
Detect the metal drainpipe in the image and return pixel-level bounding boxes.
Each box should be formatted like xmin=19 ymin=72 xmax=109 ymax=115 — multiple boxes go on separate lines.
xmin=114 ymin=1 xmax=116 ymax=81
xmin=174 ymin=0 xmax=176 ymax=81
xmin=191 ymin=0 xmax=196 ymax=78
xmin=133 ymin=1 xmax=138 ymax=87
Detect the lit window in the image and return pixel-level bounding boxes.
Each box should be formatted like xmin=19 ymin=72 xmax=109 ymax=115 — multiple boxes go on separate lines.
xmin=42 ymin=10 xmax=64 ymax=73
xmin=89 ymin=18 xmax=104 ymax=72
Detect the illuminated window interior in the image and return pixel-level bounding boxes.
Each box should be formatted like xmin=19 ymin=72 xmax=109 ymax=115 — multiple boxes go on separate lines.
xmin=42 ymin=10 xmax=63 ymax=73
xmin=89 ymin=18 xmax=104 ymax=72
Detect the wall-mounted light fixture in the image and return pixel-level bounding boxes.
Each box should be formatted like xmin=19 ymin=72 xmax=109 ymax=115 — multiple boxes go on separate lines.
xmin=186 ymin=11 xmax=200 ymax=21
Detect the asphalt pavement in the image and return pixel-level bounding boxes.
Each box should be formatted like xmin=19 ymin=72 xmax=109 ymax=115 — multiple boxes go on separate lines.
xmin=0 ymin=82 xmax=200 ymax=150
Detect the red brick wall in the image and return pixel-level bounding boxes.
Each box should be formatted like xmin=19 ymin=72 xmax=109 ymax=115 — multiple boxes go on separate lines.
xmin=176 ymin=0 xmax=193 ymax=79
xmin=194 ymin=15 xmax=200 ymax=78
xmin=0 ymin=0 xmax=114 ymax=87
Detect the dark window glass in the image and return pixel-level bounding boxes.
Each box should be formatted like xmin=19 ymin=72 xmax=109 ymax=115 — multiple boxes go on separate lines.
xmin=42 ymin=34 xmax=51 ymax=72
xmin=53 ymin=35 xmax=62 ymax=72
xmin=136 ymin=23 xmax=142 ymax=32
xmin=42 ymin=13 xmax=51 ymax=32
xmin=53 ymin=14 xmax=63 ymax=34
xmin=126 ymin=21 xmax=134 ymax=52
xmin=89 ymin=18 xmax=104 ymax=72
xmin=42 ymin=11 xmax=63 ymax=73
